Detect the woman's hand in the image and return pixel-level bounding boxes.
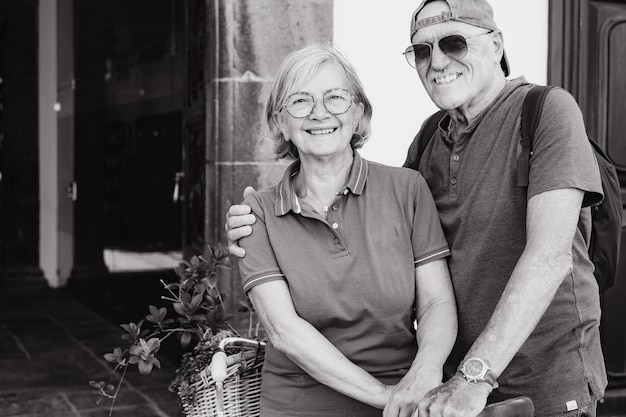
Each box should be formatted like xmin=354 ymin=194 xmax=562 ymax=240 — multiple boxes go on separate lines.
xmin=225 ymin=186 xmax=256 ymax=257
xmin=383 ymin=362 xmax=442 ymax=417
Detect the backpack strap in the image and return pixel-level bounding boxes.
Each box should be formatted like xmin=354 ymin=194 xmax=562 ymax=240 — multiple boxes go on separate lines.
xmin=517 ymin=85 xmax=557 ymax=187
xmin=404 ymin=110 xmax=447 ymax=169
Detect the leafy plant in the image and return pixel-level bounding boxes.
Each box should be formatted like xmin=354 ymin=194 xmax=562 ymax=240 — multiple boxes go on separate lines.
xmin=90 ymin=244 xmax=259 ymax=415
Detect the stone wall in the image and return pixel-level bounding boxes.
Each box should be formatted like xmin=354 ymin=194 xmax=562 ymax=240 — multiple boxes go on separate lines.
xmin=204 ymin=0 xmax=334 ymax=316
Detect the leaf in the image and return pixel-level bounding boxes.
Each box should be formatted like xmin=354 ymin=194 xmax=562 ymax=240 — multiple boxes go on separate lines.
xmin=89 ymin=380 xmax=105 ymax=389
xmin=173 ymin=302 xmax=186 ymax=316
xmin=180 ymin=331 xmax=192 ymax=349
xmin=103 ymin=353 xmax=118 ymax=363
xmin=181 ymin=292 xmax=192 ymax=304
xmin=145 ymin=337 xmax=161 ymax=353
xmin=237 ymin=300 xmax=252 ymax=312
xmin=189 ymin=314 xmax=207 ymax=323
xmin=206 ymin=274 xmax=218 ymax=289
xmin=146 ymin=305 xmax=167 ymax=324
xmin=138 ymin=359 xmax=154 ymax=375
xmin=164 ymin=282 xmax=180 ymax=290
xmin=129 ymin=344 xmax=143 ymax=356
xmin=190 ymin=293 xmax=203 ymax=309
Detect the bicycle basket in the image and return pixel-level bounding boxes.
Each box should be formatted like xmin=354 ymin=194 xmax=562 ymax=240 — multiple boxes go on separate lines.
xmin=181 ymin=337 xmax=265 ymax=417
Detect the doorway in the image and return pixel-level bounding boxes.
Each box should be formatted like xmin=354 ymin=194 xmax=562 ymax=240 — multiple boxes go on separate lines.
xmin=103 ymin=112 xmax=183 ymax=272
xmin=73 ymin=0 xmax=184 ymax=274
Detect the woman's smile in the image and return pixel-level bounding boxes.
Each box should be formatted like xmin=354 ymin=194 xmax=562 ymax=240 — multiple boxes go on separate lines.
xmin=306 ymin=127 xmax=338 ymax=135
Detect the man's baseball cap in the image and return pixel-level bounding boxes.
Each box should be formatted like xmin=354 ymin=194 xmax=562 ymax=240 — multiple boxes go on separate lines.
xmin=410 ymin=0 xmax=510 ymax=76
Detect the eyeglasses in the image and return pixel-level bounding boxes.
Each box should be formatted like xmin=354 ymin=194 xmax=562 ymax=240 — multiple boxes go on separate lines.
xmin=279 ymin=88 xmax=355 ymax=119
xmin=403 ymin=31 xmax=493 ymax=69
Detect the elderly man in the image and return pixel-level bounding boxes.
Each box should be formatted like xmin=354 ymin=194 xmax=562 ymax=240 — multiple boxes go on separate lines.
xmin=225 ymin=1 xmax=607 ymax=416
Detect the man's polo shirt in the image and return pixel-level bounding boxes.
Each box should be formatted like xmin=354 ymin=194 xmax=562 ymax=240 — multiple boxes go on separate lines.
xmin=238 ymin=151 xmax=449 ymax=415
xmin=404 ymin=78 xmax=605 ymax=415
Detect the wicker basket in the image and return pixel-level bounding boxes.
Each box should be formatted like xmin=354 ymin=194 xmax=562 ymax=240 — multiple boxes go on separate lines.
xmin=182 ymin=337 xmax=266 ymax=417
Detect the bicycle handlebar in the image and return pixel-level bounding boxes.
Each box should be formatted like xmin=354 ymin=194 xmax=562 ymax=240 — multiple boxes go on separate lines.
xmin=209 ymin=339 xmax=534 ymax=417
xmin=477 ymin=396 xmax=535 ymax=417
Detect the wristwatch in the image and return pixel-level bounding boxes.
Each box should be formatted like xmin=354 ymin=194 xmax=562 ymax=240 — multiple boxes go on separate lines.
xmin=458 ymin=357 xmax=499 ymax=389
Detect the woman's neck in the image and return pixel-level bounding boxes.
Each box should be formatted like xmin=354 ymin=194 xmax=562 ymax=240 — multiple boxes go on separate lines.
xmin=296 ymin=151 xmax=354 ymax=212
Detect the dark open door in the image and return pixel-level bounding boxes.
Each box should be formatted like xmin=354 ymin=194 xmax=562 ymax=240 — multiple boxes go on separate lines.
xmin=181 ymin=0 xmax=207 ymax=259
xmin=549 ymin=0 xmax=626 ymax=387
xmin=0 ymin=2 xmax=41 ymax=279
xmin=72 ymin=0 xmax=185 ymax=276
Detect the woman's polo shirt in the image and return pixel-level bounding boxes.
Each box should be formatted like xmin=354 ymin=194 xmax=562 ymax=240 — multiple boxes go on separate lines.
xmin=238 ymin=151 xmax=450 ymax=382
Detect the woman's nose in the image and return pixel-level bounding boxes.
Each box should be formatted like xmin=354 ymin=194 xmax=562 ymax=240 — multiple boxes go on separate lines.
xmin=309 ymin=98 xmax=331 ymax=119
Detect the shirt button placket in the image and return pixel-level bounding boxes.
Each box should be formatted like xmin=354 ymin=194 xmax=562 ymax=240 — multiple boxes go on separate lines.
xmin=450 ymin=151 xmax=460 ymax=199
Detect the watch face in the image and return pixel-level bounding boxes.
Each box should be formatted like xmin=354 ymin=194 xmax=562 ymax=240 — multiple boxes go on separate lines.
xmin=464 ymin=358 xmax=485 ymax=378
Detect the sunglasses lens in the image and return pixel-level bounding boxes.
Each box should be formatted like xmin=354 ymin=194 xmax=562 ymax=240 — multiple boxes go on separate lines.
xmin=404 ymin=44 xmax=431 ymax=69
xmin=439 ymin=35 xmax=468 ymax=60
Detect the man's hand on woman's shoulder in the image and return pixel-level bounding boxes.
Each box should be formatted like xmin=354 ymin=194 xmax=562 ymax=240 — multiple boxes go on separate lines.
xmin=225 ymin=186 xmax=257 ymax=257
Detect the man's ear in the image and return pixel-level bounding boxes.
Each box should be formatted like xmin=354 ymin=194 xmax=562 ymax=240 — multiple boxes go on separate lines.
xmin=492 ymin=30 xmax=505 ymax=64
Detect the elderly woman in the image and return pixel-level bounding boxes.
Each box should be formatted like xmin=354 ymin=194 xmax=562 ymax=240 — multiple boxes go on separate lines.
xmin=237 ymin=44 xmax=457 ymax=417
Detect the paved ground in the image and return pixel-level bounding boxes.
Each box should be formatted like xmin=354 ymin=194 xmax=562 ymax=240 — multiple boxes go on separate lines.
xmin=1 ymin=272 xmax=625 ymax=417
xmin=0 ymin=277 xmax=182 ymax=417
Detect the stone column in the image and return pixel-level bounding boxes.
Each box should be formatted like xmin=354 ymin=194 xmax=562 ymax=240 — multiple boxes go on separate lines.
xmin=204 ymin=0 xmax=333 ymax=317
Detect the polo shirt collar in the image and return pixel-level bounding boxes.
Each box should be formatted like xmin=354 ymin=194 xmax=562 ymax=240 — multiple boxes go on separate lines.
xmin=439 ymin=76 xmax=526 ymax=142
xmin=274 ymin=150 xmax=369 ymax=216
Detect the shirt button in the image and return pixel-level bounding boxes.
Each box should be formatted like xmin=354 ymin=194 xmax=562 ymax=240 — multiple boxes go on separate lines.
xmin=332 ymin=205 xmax=338 ymax=211
xmin=451 ymin=177 xmax=457 ymax=185
xmin=332 ymin=223 xmax=339 ymax=229
xmin=453 ymin=154 xmax=460 ymax=162
xmin=343 ymin=189 xmax=349 ymax=195
xmin=333 ymin=237 xmax=339 ymax=244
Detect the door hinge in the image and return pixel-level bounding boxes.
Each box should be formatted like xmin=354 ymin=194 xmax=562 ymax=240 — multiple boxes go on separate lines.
xmin=67 ymin=181 xmax=77 ymax=201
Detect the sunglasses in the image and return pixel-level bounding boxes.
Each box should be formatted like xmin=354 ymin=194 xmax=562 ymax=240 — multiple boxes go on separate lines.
xmin=403 ymin=30 xmax=493 ymax=69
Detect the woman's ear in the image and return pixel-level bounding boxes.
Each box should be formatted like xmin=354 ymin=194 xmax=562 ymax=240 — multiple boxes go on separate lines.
xmin=275 ymin=113 xmax=290 ymax=142
xmin=355 ymin=101 xmax=365 ymax=123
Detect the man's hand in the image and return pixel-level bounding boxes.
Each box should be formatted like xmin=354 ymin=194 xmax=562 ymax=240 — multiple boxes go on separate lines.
xmin=383 ymin=363 xmax=442 ymax=417
xmin=225 ymin=186 xmax=256 ymax=257
xmin=417 ymin=375 xmax=491 ymax=417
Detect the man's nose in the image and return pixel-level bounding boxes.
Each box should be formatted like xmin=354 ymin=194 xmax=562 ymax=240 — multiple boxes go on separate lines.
xmin=430 ymin=43 xmax=451 ymax=70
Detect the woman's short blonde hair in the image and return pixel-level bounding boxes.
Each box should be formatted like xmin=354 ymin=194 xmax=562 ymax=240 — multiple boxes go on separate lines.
xmin=265 ymin=44 xmax=373 ymax=160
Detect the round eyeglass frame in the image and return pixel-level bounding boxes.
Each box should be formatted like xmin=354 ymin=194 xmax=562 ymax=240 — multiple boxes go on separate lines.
xmin=277 ymin=88 xmax=355 ymax=119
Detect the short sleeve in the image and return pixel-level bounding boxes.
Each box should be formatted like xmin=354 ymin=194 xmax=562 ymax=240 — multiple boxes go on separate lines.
xmin=237 ymin=193 xmax=286 ymax=294
xmin=527 ymin=87 xmax=603 ymax=207
xmin=409 ymin=172 xmax=450 ymax=266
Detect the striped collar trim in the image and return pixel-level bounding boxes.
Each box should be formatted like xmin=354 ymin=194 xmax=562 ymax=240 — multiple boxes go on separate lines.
xmin=274 ymin=151 xmax=369 ymax=216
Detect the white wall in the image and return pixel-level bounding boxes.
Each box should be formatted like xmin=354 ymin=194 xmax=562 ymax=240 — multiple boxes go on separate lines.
xmin=334 ymin=1 xmax=548 ymax=166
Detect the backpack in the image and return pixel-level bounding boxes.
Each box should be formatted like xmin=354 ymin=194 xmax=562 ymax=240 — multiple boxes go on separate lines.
xmin=404 ymin=85 xmax=623 ymax=293
xmin=518 ymin=85 xmax=622 ymax=293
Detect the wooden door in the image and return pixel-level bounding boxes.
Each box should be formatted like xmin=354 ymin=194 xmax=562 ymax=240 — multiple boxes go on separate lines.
xmin=549 ymin=0 xmax=626 ymax=384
